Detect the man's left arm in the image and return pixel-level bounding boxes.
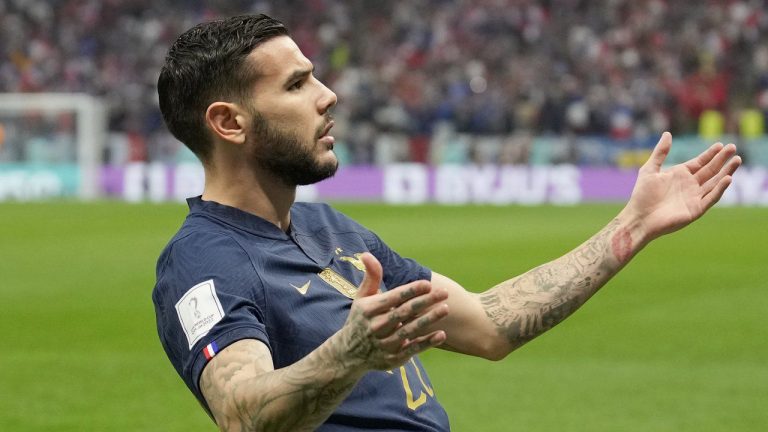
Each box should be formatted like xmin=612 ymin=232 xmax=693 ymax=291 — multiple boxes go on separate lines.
xmin=428 ymin=133 xmax=741 ymax=360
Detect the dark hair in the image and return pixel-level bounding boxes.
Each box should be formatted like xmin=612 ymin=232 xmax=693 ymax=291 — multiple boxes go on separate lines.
xmin=157 ymin=14 xmax=288 ymax=161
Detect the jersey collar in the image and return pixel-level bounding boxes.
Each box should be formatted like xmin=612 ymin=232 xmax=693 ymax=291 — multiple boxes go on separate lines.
xmin=187 ymin=196 xmax=289 ymax=240
xmin=185 ymin=197 xmax=335 ymax=266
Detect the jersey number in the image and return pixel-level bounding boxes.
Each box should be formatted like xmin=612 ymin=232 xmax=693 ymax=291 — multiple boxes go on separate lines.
xmin=389 ymin=358 xmax=435 ymax=410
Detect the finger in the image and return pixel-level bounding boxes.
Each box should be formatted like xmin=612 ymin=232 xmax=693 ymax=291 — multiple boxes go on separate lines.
xmin=701 ymin=156 xmax=741 ymax=209
xmin=694 ymin=143 xmax=737 ymax=185
xmin=365 ymin=279 xmax=433 ymax=316
xmin=683 ymin=142 xmax=723 ymax=175
xmin=641 ymin=132 xmax=672 ymax=174
xmin=700 ymin=155 xmax=742 ymax=197
xmin=382 ymin=331 xmax=447 ymax=365
xmin=399 ymin=331 xmax=447 ymax=357
xmin=390 ymin=286 xmax=448 ymax=325
xmin=701 ymin=175 xmax=733 ymax=210
xmin=370 ymin=283 xmax=445 ymax=336
xmin=376 ymin=299 xmax=449 ymax=343
xmin=355 ymin=253 xmax=383 ymax=300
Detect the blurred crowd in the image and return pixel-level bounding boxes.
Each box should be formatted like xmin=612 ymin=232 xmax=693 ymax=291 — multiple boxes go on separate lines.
xmin=2 ymin=0 xmax=768 ymax=164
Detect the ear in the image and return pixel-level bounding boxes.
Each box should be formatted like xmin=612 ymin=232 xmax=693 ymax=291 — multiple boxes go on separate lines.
xmin=205 ymin=102 xmax=248 ymax=145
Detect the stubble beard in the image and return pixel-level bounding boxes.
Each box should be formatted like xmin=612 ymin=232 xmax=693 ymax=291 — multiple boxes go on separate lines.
xmin=249 ymin=112 xmax=338 ymax=187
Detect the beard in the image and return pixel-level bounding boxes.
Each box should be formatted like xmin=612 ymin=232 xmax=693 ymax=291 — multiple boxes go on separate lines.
xmin=248 ymin=112 xmax=338 ymax=186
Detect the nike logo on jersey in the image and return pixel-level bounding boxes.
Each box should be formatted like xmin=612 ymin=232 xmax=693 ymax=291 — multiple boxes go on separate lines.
xmin=290 ymin=280 xmax=311 ymax=295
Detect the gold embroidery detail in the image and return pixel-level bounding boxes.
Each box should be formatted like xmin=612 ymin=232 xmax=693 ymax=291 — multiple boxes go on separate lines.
xmin=318 ymin=268 xmax=358 ymax=299
xmin=339 ymin=253 xmax=366 ymax=272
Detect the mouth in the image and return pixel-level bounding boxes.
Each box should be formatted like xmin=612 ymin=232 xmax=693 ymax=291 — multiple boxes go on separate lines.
xmin=319 ymin=120 xmax=334 ymax=138
xmin=317 ymin=120 xmax=335 ymax=148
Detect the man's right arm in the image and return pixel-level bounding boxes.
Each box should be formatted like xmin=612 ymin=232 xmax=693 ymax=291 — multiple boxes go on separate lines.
xmin=200 ymin=338 xmax=364 ymax=432
xmin=200 ymin=253 xmax=449 ymax=432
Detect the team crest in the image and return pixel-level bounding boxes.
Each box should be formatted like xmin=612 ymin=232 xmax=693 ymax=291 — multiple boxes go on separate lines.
xmin=339 ymin=253 xmax=366 ymax=272
xmin=317 ymin=251 xmax=369 ymax=298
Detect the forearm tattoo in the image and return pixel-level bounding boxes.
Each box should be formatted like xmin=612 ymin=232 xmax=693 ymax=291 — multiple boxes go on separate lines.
xmin=201 ymin=284 xmax=436 ymax=431
xmin=479 ymin=218 xmax=634 ymax=349
xmin=201 ymin=337 xmax=361 ymax=432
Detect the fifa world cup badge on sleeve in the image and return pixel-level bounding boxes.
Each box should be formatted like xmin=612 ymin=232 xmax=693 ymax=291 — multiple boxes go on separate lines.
xmin=174 ymin=279 xmax=225 ymax=349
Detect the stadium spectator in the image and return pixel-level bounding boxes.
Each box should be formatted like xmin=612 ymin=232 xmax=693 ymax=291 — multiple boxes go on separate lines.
xmin=1 ymin=0 xmax=765 ymax=163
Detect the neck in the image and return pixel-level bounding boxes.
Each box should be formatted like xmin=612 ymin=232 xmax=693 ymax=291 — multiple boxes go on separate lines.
xmin=201 ymin=163 xmax=295 ymax=232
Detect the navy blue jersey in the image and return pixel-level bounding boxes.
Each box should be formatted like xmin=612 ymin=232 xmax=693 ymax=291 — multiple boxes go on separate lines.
xmin=152 ymin=197 xmax=450 ymax=431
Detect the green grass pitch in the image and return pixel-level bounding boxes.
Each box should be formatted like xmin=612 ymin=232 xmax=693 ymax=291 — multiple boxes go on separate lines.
xmin=0 ymin=201 xmax=765 ymax=431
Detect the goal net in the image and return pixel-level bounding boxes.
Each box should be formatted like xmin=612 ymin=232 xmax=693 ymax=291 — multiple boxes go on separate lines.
xmin=0 ymin=93 xmax=106 ymax=200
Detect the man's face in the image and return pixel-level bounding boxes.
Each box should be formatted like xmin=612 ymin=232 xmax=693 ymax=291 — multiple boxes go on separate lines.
xmin=244 ymin=36 xmax=339 ymax=186
xmin=248 ymin=109 xmax=338 ymax=186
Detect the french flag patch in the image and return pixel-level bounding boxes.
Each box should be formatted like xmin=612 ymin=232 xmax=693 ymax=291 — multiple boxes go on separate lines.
xmin=203 ymin=341 xmax=219 ymax=361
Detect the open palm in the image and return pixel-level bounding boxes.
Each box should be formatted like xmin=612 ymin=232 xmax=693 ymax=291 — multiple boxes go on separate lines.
xmin=625 ymin=132 xmax=741 ymax=240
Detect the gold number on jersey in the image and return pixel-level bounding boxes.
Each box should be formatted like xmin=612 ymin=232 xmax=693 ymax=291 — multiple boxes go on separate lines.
xmin=389 ymin=358 xmax=435 ymax=410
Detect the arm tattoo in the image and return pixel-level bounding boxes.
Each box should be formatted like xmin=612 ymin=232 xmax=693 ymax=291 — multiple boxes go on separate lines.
xmin=479 ymin=218 xmax=636 ymax=349
xmin=201 ymin=298 xmax=404 ymax=432
xmin=201 ymin=337 xmax=363 ymax=432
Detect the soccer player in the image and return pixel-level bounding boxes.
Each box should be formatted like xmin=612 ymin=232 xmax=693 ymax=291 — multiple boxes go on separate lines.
xmin=152 ymin=14 xmax=741 ymax=432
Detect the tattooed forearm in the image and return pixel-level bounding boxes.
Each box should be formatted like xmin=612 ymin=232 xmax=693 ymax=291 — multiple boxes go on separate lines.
xmin=196 ymin=213 xmax=639 ymax=428
xmin=201 ymin=338 xmax=365 ymax=432
xmin=480 ymin=217 xmax=640 ymax=350
xmin=200 ymin=276 xmax=447 ymax=431
xmin=611 ymin=226 xmax=633 ymax=265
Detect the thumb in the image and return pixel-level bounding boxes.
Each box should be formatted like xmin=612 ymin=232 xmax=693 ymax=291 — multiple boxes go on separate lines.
xmin=355 ymin=253 xmax=383 ymax=299
xmin=642 ymin=131 xmax=672 ymax=173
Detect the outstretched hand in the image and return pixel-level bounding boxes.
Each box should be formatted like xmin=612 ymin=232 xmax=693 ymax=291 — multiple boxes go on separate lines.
xmin=624 ymin=132 xmax=741 ymax=240
xmin=334 ymin=253 xmax=448 ymax=371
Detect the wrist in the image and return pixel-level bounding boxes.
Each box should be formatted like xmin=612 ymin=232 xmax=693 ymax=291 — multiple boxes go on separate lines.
xmin=615 ymin=207 xmax=652 ymax=261
xmin=324 ymin=329 xmax=372 ymax=377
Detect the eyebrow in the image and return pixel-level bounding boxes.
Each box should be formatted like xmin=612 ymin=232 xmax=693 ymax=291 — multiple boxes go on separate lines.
xmin=283 ymin=65 xmax=314 ymax=87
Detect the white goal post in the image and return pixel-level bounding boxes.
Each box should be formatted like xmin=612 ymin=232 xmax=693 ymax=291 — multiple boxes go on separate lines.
xmin=0 ymin=93 xmax=106 ymax=199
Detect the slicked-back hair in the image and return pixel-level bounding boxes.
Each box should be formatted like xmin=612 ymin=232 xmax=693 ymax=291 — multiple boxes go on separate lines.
xmin=157 ymin=14 xmax=288 ymax=162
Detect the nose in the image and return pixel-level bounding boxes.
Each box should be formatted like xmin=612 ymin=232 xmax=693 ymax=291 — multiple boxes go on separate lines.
xmin=317 ymin=80 xmax=337 ymax=114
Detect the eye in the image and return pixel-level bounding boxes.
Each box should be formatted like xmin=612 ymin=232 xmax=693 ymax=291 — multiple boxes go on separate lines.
xmin=288 ymin=80 xmax=304 ymax=91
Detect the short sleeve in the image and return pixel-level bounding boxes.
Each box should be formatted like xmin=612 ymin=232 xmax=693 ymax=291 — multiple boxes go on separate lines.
xmin=358 ymin=228 xmax=432 ymax=289
xmin=152 ymin=230 xmax=270 ymax=410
